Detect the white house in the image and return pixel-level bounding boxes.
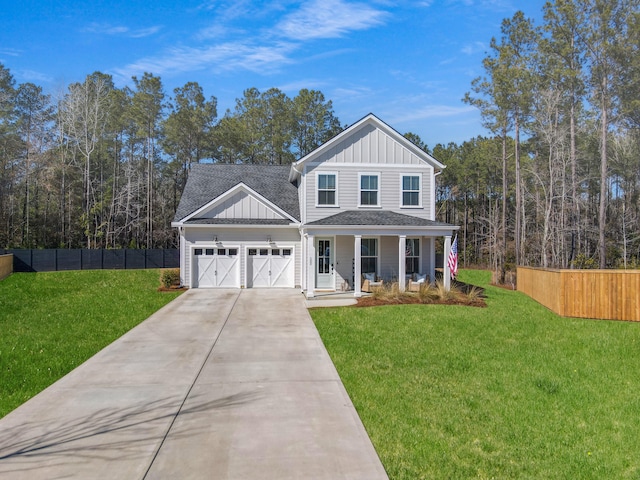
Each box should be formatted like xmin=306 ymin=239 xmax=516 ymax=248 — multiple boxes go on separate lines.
xmin=172 ymin=113 xmax=459 ymax=298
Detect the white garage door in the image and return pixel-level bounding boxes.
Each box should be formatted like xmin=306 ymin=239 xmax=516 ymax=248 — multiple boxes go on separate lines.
xmin=193 ymin=247 xmax=239 ymax=288
xmin=248 ymin=247 xmax=294 ymax=288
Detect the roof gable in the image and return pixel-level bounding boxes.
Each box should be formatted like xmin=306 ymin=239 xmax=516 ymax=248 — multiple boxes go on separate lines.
xmin=173 ymin=164 xmax=300 ymax=223
xmin=290 ymin=113 xmax=445 ymax=181
xmin=182 ymin=183 xmax=295 ymax=223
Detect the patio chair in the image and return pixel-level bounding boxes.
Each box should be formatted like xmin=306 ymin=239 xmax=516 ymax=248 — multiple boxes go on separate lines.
xmin=407 ymin=273 xmax=429 ymax=292
xmin=361 ymin=272 xmax=383 ymax=292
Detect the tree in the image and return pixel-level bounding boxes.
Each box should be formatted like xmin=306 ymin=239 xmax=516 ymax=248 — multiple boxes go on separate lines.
xmin=291 ymin=89 xmax=341 ymax=157
xmin=15 ymin=83 xmax=54 ymax=246
xmin=58 ymin=72 xmax=113 ymax=248
xmin=163 ymin=81 xmax=217 ymax=207
xmin=541 ymin=0 xmax=587 ymax=266
xmin=128 ymin=73 xmax=165 ymax=248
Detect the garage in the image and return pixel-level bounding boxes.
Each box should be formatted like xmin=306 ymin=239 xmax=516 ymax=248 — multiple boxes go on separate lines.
xmin=248 ymin=247 xmax=294 ymax=288
xmin=192 ymin=247 xmax=240 ymax=288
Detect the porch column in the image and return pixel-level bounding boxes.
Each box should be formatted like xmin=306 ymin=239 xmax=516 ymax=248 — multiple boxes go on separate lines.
xmin=443 ymin=235 xmax=451 ymax=291
xmin=307 ymin=235 xmax=315 ymax=299
xmin=354 ymin=235 xmax=362 ymax=297
xmin=398 ymin=235 xmax=406 ymax=291
xmin=301 ymin=234 xmax=307 ymax=292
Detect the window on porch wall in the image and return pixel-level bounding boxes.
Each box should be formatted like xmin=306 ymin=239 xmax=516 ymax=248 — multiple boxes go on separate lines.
xmin=361 ymin=238 xmax=377 ymax=274
xmin=406 ymin=238 xmax=420 ymax=274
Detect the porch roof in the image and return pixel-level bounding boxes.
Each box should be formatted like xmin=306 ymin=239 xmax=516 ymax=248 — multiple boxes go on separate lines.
xmin=305 ymin=210 xmax=456 ymax=228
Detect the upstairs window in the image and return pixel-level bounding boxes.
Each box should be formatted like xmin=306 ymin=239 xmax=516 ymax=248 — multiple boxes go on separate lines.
xmin=359 ymin=174 xmax=379 ymax=206
xmin=402 ymin=175 xmax=421 ymax=206
xmin=317 ymin=173 xmax=337 ymax=206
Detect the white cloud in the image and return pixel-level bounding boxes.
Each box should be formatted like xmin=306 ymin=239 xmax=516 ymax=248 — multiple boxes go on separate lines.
xmin=83 ymin=23 xmax=162 ymax=38
xmin=388 ymin=104 xmax=477 ymax=124
xmin=461 ymin=41 xmax=487 ymax=55
xmin=112 ymin=41 xmax=296 ymax=81
xmin=276 ymin=0 xmax=388 ymax=41
xmin=0 ymin=47 xmax=22 ymax=57
xmin=17 ymin=69 xmax=54 ymax=84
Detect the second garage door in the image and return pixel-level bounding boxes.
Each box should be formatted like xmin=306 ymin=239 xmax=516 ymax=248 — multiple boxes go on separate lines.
xmin=248 ymin=247 xmax=294 ymax=288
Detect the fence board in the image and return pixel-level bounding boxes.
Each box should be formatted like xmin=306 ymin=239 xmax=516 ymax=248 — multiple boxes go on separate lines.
xmin=1 ymin=249 xmax=179 ymax=272
xmin=0 ymin=254 xmax=12 ymax=280
xmin=517 ymin=267 xmax=640 ymax=322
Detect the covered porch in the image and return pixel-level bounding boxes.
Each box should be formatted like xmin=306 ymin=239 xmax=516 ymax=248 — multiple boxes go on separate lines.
xmin=300 ymin=214 xmax=459 ymax=299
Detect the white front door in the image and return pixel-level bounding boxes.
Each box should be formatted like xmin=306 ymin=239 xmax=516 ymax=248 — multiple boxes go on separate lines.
xmin=193 ymin=247 xmax=239 ymax=288
xmin=316 ymin=238 xmax=334 ymax=289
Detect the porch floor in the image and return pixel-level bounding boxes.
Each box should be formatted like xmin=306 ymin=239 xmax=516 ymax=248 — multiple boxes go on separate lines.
xmin=304 ymin=290 xmax=364 ymax=308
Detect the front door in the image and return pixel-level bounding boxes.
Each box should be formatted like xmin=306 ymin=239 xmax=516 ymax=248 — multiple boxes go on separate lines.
xmin=316 ymin=238 xmax=334 ymax=289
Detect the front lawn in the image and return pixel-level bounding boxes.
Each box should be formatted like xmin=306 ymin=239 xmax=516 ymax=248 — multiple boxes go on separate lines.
xmin=311 ymin=269 xmax=640 ymax=479
xmin=0 ymin=270 xmax=183 ymax=418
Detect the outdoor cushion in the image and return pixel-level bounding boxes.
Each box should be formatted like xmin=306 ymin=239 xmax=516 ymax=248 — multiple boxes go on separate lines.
xmin=416 ymin=273 xmax=427 ymax=284
xmin=363 ymin=272 xmax=375 ymax=282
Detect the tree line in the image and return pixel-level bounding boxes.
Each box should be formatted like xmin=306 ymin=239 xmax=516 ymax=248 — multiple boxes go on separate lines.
xmin=438 ymin=0 xmax=639 ymax=275
xmin=1 ymin=0 xmax=638 ymax=275
xmin=0 ymin=67 xmax=341 ymax=249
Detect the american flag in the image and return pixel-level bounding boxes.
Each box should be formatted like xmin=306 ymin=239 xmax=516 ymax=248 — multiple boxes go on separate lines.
xmin=447 ymin=235 xmax=458 ymax=279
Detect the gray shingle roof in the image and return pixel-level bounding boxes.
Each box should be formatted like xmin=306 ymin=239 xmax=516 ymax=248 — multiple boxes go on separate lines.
xmin=173 ymin=164 xmax=300 ymax=223
xmin=306 ymin=210 xmax=456 ymax=227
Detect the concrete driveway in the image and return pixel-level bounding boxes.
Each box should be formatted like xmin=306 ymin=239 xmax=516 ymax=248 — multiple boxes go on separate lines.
xmin=0 ymin=289 xmax=388 ymax=479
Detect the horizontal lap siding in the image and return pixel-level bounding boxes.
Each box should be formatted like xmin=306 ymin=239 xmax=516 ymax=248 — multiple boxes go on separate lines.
xmin=305 ymin=165 xmax=434 ymax=223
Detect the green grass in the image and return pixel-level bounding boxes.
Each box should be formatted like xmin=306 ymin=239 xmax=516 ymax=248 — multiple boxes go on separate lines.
xmin=0 ymin=270 xmax=182 ymax=418
xmin=311 ymin=269 xmax=640 ymax=479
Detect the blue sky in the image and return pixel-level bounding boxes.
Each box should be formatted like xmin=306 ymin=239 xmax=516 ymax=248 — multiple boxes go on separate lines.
xmin=1 ymin=0 xmax=547 ymax=147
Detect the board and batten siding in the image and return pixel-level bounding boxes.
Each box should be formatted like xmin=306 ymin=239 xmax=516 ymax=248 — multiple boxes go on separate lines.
xmin=200 ymin=190 xmax=286 ymax=220
xmin=314 ymin=123 xmax=426 ymax=165
xmin=181 ymin=227 xmax=300 ymax=288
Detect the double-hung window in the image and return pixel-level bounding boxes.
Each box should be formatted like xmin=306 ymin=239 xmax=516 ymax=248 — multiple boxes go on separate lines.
xmin=402 ymin=174 xmax=421 ymax=207
xmin=405 ymin=238 xmax=420 ymax=274
xmin=359 ymin=173 xmax=379 ymax=206
xmin=361 ymin=238 xmax=378 ymax=274
xmin=317 ymin=173 xmax=337 ymax=206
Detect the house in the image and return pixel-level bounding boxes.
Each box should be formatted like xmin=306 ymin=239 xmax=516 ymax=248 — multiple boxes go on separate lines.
xmin=172 ymin=113 xmax=459 ymax=298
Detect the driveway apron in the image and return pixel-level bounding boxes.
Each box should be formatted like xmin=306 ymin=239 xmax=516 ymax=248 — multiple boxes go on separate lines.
xmin=0 ymin=289 xmax=388 ymax=479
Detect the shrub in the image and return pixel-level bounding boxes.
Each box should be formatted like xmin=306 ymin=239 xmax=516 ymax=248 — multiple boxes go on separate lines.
xmin=160 ymin=268 xmax=180 ymax=288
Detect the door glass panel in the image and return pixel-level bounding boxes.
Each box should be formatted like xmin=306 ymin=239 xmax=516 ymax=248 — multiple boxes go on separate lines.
xmin=205 ymin=248 xmax=214 ymax=256
xmin=272 ymin=249 xmax=280 ymax=256
xmin=318 ymin=240 xmax=331 ymax=274
xmin=260 ymin=249 xmax=269 ymax=256
xmin=217 ymin=248 xmax=226 ymax=256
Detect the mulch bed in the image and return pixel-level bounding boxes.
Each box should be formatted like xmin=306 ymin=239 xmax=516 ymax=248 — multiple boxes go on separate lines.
xmin=157 ymin=286 xmax=188 ymax=292
xmin=355 ymin=295 xmax=486 ymax=308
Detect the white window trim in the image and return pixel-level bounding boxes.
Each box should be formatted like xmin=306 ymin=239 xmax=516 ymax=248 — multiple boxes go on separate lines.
xmin=405 ymin=237 xmax=421 ymax=275
xmin=316 ymin=171 xmax=339 ymax=207
xmin=358 ymin=172 xmax=381 ymax=208
xmin=400 ymin=173 xmax=423 ymax=208
xmin=361 ymin=236 xmax=380 ymax=276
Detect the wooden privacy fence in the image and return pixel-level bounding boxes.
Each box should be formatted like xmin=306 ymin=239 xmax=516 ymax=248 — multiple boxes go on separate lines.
xmin=0 ymin=254 xmax=12 ymax=281
xmin=517 ymin=266 xmax=640 ymax=322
